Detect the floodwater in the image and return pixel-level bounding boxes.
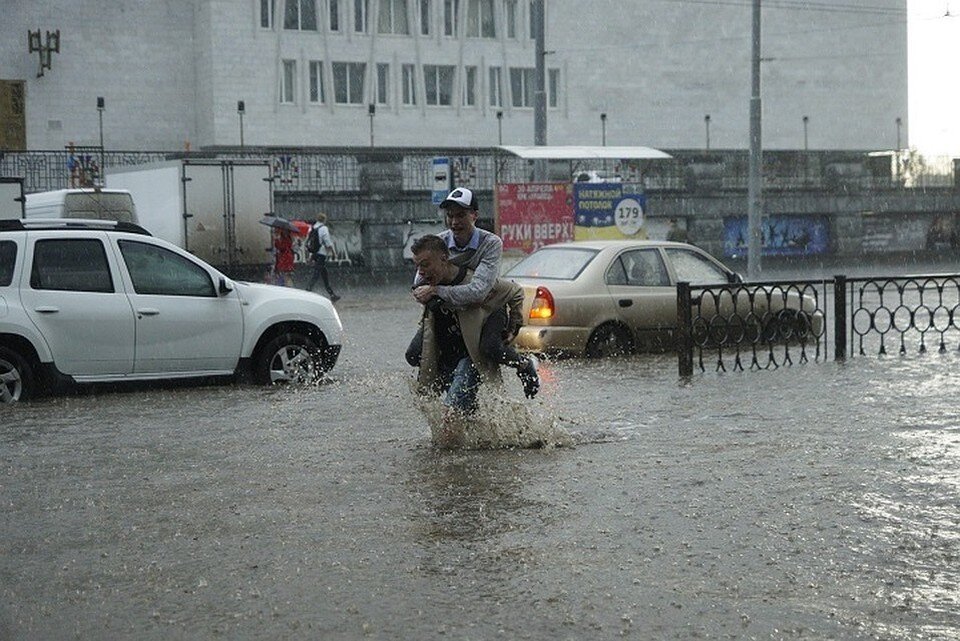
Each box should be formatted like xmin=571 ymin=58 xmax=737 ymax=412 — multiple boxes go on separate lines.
xmin=3 ymin=280 xmax=960 ymax=640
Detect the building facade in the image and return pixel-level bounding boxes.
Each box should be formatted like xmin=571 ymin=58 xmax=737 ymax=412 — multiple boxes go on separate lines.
xmin=1 ymin=0 xmax=907 ymax=152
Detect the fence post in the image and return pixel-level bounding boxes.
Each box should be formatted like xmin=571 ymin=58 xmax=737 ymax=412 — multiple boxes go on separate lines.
xmin=677 ymin=281 xmax=693 ymax=377
xmin=834 ymin=274 xmax=847 ymax=361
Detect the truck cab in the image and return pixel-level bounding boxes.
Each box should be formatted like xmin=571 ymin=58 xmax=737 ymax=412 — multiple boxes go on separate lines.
xmin=24 ymin=188 xmax=137 ymax=223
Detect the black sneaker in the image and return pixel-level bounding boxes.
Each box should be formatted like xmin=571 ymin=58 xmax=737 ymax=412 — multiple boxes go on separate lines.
xmin=517 ymin=356 xmax=540 ymax=399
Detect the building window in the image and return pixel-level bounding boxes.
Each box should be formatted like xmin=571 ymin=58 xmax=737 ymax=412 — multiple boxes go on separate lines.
xmin=354 ymin=0 xmax=369 ymax=32
xmin=284 ymin=0 xmax=317 ymax=30
xmin=420 ymin=0 xmax=431 ymax=35
xmin=462 ymin=66 xmax=477 ymax=106
xmin=376 ymin=63 xmax=390 ymax=105
xmin=333 ymin=61 xmax=366 ymax=104
xmin=378 ymin=0 xmax=409 ymax=33
xmin=402 ymin=64 xmax=417 ymax=105
xmin=329 ymin=0 xmax=340 ymax=30
xmin=260 ymin=0 xmax=275 ymax=28
xmin=424 ymin=64 xmax=454 ymax=105
xmin=528 ymin=0 xmax=535 ymax=39
xmin=309 ymin=60 xmax=325 ymax=103
xmin=548 ymin=67 xmax=559 ymax=108
xmin=488 ymin=66 xmax=502 ymax=107
xmin=509 ymin=66 xmax=534 ymax=108
xmin=443 ymin=0 xmax=459 ymax=36
xmin=280 ymin=59 xmax=297 ymax=103
xmin=505 ymin=0 xmax=517 ymax=38
xmin=466 ymin=0 xmax=494 ymax=37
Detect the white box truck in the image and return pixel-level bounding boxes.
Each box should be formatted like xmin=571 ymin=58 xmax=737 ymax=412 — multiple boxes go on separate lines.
xmin=108 ymin=159 xmax=274 ymax=270
xmin=23 ymin=187 xmax=136 ymax=222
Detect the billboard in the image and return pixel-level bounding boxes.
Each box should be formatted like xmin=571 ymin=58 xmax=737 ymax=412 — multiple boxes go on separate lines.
xmin=723 ymin=215 xmax=830 ymax=257
xmin=573 ymin=183 xmax=647 ymax=240
xmin=496 ymin=183 xmax=574 ymax=253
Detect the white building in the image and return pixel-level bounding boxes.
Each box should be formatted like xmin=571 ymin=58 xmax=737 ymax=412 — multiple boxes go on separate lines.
xmin=1 ymin=0 xmax=907 ymax=152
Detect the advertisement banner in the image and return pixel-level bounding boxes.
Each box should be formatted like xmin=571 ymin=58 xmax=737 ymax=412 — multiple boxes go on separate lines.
xmin=573 ymin=183 xmax=647 ymax=240
xmin=496 ymin=183 xmax=574 ymax=253
xmin=723 ymin=215 xmax=830 ymax=257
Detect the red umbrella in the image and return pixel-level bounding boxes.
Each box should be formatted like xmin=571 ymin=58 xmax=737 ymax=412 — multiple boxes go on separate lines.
xmin=290 ymin=219 xmax=312 ymax=237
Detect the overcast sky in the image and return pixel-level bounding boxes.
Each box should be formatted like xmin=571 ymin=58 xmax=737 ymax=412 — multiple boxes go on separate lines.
xmin=909 ymin=0 xmax=960 ymax=154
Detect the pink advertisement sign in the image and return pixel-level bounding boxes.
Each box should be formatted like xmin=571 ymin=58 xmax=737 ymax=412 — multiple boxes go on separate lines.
xmin=496 ymin=182 xmax=575 ymax=254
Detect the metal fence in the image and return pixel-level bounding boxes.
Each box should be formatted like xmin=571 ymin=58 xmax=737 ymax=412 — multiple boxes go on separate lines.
xmin=677 ymin=272 xmax=960 ymax=375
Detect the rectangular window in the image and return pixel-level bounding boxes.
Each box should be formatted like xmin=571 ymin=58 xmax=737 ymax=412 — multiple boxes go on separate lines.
xmin=260 ymin=0 xmax=275 ymax=28
xmin=488 ymin=66 xmax=502 ymax=107
xmin=548 ymin=67 xmax=559 ymax=108
xmin=376 ymin=63 xmax=390 ymax=104
xmin=528 ymin=0 xmax=536 ymax=39
xmin=354 ymin=0 xmax=369 ymax=32
xmin=309 ymin=60 xmax=325 ymax=103
xmin=0 ymin=241 xmax=16 ymax=287
xmin=509 ymin=66 xmax=534 ymax=108
xmin=462 ymin=65 xmax=477 ymax=106
xmin=443 ymin=0 xmax=459 ymax=36
xmin=330 ymin=0 xmax=340 ymax=30
xmin=466 ymin=0 xmax=494 ymax=37
xmin=284 ymin=0 xmax=317 ymax=30
xmin=378 ymin=0 xmax=409 ymax=33
xmin=333 ymin=61 xmax=366 ymax=104
xmin=420 ymin=0 xmax=431 ymax=35
xmin=281 ymin=59 xmax=297 ymax=103
xmin=424 ymin=64 xmax=454 ymax=105
xmin=505 ymin=0 xmax=516 ymax=38
xmin=31 ymin=239 xmax=114 ymax=293
xmin=402 ymin=64 xmax=417 ymax=105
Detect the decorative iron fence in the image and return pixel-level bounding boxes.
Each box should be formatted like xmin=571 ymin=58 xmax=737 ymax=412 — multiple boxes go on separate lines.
xmin=677 ymin=272 xmax=960 ymax=376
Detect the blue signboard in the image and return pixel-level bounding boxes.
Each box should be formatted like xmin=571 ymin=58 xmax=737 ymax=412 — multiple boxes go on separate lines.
xmin=432 ymin=157 xmax=451 ymax=205
xmin=723 ymin=215 xmax=830 ymax=257
xmin=573 ymin=183 xmax=647 ymax=240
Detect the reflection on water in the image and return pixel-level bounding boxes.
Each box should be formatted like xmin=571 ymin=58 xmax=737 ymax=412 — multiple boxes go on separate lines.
xmin=3 ymin=285 xmax=960 ymax=639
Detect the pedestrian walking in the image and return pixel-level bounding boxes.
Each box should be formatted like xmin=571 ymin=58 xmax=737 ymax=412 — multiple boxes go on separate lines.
xmin=306 ymin=213 xmax=341 ymax=302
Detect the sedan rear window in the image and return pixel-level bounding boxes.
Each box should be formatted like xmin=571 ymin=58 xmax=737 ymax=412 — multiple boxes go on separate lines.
xmin=505 ymin=247 xmax=598 ymax=280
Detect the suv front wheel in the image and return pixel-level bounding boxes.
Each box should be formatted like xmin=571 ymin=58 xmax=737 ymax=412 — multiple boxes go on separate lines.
xmin=254 ymin=332 xmax=323 ymax=386
xmin=0 ymin=346 xmax=35 ymax=403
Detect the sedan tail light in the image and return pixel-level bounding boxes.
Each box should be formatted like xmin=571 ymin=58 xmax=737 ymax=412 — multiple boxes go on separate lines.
xmin=529 ymin=286 xmax=555 ymax=320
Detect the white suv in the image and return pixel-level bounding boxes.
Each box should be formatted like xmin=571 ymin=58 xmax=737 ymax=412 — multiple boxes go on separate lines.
xmin=0 ymin=219 xmax=343 ymax=402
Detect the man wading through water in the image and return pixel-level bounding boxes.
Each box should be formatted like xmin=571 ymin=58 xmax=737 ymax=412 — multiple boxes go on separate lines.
xmin=405 ymin=234 xmax=525 ymax=447
xmin=409 ymin=187 xmax=539 ymax=398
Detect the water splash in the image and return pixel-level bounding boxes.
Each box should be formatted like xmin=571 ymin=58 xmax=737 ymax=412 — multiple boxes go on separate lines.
xmin=408 ymin=379 xmax=573 ymax=450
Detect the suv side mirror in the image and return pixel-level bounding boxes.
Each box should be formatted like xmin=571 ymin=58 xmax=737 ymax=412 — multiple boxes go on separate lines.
xmin=728 ymin=271 xmax=744 ymax=284
xmin=218 ymin=277 xmax=234 ymax=295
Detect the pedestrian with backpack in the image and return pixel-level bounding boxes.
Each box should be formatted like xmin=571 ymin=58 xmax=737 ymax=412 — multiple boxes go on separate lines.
xmin=306 ymin=213 xmax=341 ymax=302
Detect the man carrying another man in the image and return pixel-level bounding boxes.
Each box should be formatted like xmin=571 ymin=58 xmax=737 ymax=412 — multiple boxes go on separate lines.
xmin=409 ymin=187 xmax=539 ymax=399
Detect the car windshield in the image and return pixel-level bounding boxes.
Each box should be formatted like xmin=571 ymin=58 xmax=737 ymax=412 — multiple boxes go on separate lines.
xmin=505 ymin=247 xmax=598 ymax=280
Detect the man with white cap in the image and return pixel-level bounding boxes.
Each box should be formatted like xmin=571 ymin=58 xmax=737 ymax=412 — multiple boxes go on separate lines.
xmin=411 ymin=187 xmax=539 ymax=398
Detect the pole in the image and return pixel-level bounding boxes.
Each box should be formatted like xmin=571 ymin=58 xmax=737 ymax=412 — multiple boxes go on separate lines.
xmin=705 ymin=114 xmax=711 ymax=151
xmin=369 ymin=103 xmax=376 ymax=147
xmin=601 ymin=113 xmax=607 ymax=146
xmin=96 ymin=96 xmax=105 ymax=185
xmin=237 ymin=100 xmax=245 ymax=148
xmin=896 ymin=117 xmax=902 ymax=184
xmin=747 ymin=0 xmax=762 ymax=279
xmin=803 ymin=115 xmax=808 ymax=151
xmin=532 ymin=0 xmax=546 ymax=180
xmin=497 ymin=110 xmax=503 ymax=145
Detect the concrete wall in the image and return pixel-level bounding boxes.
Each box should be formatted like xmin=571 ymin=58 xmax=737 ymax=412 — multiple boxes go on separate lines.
xmin=1 ymin=0 xmax=907 ymax=151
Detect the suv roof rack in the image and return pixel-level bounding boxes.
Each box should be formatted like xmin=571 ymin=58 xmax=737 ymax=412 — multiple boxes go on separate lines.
xmin=0 ymin=218 xmax=152 ymax=236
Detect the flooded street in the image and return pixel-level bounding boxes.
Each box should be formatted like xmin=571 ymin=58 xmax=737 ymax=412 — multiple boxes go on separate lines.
xmin=3 ymin=281 xmax=960 ymax=640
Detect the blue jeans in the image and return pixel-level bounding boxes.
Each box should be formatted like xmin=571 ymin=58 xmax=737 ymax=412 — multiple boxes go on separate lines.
xmin=444 ymin=357 xmax=479 ymax=414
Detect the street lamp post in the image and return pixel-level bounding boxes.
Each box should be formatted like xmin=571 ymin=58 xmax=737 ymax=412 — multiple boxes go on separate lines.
xmin=237 ymin=100 xmax=245 ymax=148
xmin=600 ymin=113 xmax=607 ymax=146
xmin=896 ymin=116 xmax=903 ymax=185
xmin=96 ymin=96 xmax=105 ymax=184
xmin=704 ymin=114 xmax=711 ymax=151
xmin=497 ymin=110 xmax=503 ymax=145
xmin=803 ymin=115 xmax=809 ymax=151
xmin=368 ymin=103 xmax=376 ymax=147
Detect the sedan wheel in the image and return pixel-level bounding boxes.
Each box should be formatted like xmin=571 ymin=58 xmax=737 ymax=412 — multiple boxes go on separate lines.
xmin=585 ymin=323 xmax=633 ymax=358
xmin=0 ymin=347 xmax=34 ymax=403
xmin=255 ymin=332 xmax=322 ymax=386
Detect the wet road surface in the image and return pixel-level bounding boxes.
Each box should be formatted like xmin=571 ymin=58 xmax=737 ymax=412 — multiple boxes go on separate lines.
xmin=2 ymin=281 xmax=960 ymax=640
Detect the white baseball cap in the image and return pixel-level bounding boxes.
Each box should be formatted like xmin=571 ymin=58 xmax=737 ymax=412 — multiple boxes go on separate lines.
xmin=439 ymin=187 xmax=478 ymax=211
